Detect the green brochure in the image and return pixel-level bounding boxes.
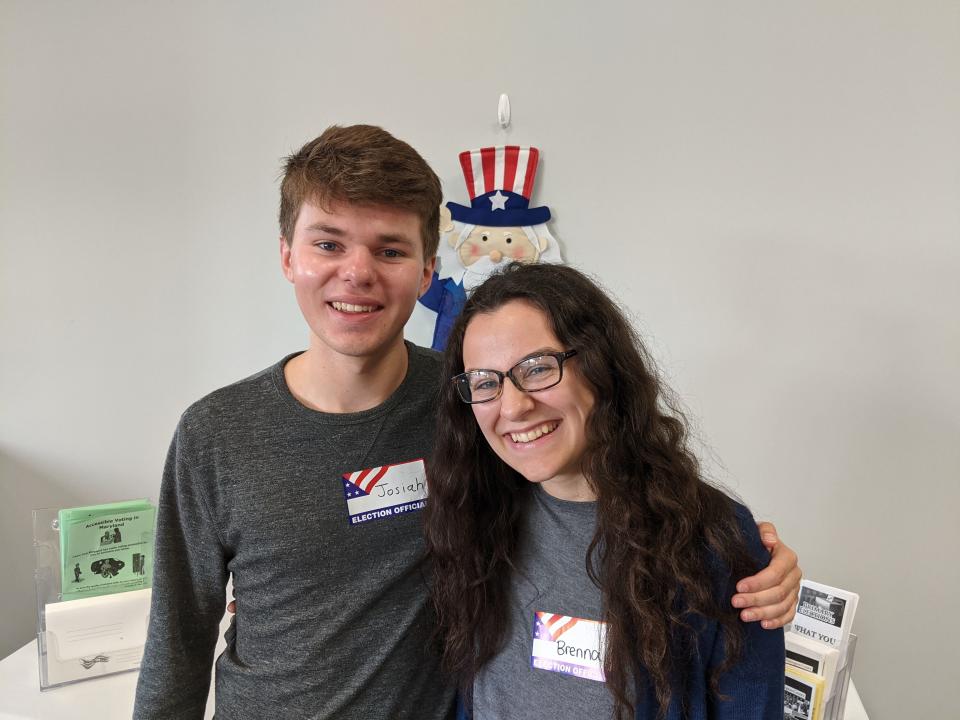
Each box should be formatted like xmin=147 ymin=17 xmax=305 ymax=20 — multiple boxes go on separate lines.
xmin=58 ymin=499 xmax=156 ymax=601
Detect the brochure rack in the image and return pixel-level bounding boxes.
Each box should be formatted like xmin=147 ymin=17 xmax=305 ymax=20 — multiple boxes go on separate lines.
xmin=824 ymin=633 xmax=857 ymax=720
xmin=32 ymin=507 xmax=153 ymax=690
xmin=786 ymin=630 xmax=859 ymax=720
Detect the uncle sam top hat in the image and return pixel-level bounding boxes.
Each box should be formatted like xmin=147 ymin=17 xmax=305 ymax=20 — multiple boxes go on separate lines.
xmin=446 ymin=146 xmax=551 ymax=227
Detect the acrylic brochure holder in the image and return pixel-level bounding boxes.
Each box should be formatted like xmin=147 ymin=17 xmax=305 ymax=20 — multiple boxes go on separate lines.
xmin=33 ymin=507 xmax=153 ymax=690
xmin=825 ymin=633 xmax=858 ymax=720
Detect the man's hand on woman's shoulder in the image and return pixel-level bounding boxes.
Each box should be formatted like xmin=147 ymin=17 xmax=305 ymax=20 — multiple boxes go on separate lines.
xmin=731 ymin=521 xmax=801 ymax=630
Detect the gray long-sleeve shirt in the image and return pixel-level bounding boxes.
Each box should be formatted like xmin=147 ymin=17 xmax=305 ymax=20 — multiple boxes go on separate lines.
xmin=134 ymin=345 xmax=454 ymax=719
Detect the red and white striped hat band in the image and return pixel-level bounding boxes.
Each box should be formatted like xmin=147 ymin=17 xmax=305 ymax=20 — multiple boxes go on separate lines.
xmin=459 ymin=146 xmax=541 ymax=201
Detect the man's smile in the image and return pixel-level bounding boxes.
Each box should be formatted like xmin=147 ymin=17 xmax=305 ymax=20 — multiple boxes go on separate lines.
xmin=330 ymin=301 xmax=381 ymax=313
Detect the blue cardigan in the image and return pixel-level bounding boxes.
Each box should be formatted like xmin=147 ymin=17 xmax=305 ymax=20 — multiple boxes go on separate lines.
xmin=455 ymin=505 xmax=785 ymax=719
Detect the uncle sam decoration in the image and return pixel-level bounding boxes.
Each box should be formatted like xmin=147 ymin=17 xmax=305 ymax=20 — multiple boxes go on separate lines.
xmin=407 ymin=146 xmax=563 ymax=350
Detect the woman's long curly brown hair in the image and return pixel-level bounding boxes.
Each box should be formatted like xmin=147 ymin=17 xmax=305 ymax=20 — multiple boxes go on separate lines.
xmin=424 ymin=263 xmax=761 ymax=718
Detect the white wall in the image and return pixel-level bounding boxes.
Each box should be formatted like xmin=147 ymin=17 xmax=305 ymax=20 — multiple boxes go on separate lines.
xmin=2 ymin=2 xmax=957 ymax=718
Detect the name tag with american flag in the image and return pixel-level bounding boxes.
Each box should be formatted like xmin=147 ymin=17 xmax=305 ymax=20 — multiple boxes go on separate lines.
xmin=531 ymin=610 xmax=607 ymax=682
xmin=341 ymin=458 xmax=428 ymax=526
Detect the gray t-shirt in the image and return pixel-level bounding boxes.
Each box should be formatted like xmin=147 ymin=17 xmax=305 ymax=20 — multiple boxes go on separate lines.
xmin=473 ymin=487 xmax=617 ymax=720
xmin=134 ymin=344 xmax=455 ymax=720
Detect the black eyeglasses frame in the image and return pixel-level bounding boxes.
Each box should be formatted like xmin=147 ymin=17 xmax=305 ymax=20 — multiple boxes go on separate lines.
xmin=451 ymin=349 xmax=579 ymax=404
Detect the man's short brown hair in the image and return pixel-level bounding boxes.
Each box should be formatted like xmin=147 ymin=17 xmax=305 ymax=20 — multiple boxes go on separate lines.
xmin=279 ymin=125 xmax=442 ymax=258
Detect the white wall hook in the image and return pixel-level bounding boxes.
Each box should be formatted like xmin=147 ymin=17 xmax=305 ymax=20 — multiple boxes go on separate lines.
xmin=498 ymin=93 xmax=511 ymax=129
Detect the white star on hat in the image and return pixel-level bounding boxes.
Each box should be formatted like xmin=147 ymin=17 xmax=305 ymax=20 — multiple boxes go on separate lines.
xmin=489 ymin=191 xmax=508 ymax=211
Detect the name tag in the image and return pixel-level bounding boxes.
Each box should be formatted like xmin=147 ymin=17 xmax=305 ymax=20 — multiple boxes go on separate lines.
xmin=341 ymin=459 xmax=428 ymax=525
xmin=531 ymin=610 xmax=607 ymax=682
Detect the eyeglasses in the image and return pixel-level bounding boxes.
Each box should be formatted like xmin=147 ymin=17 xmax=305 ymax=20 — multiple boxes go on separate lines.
xmin=451 ymin=350 xmax=578 ymax=404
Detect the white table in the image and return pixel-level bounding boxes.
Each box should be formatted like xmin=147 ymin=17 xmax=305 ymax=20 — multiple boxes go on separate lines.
xmin=845 ymin=684 xmax=868 ymax=720
xmin=0 ymin=637 xmax=869 ymax=719
xmin=0 ymin=637 xmax=218 ymax=720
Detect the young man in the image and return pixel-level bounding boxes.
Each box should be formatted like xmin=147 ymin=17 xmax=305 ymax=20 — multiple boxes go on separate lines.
xmin=133 ymin=125 xmax=800 ymax=719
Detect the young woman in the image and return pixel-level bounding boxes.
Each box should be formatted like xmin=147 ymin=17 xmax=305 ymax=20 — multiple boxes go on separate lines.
xmin=424 ymin=263 xmax=785 ymax=719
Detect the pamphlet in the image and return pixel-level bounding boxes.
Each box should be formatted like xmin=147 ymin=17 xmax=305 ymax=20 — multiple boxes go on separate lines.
xmin=786 ymin=630 xmax=840 ymax=700
xmin=784 ymin=665 xmax=825 ymax=720
xmin=58 ymin=499 xmax=155 ymax=601
xmin=789 ymin=579 xmax=859 ymax=664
